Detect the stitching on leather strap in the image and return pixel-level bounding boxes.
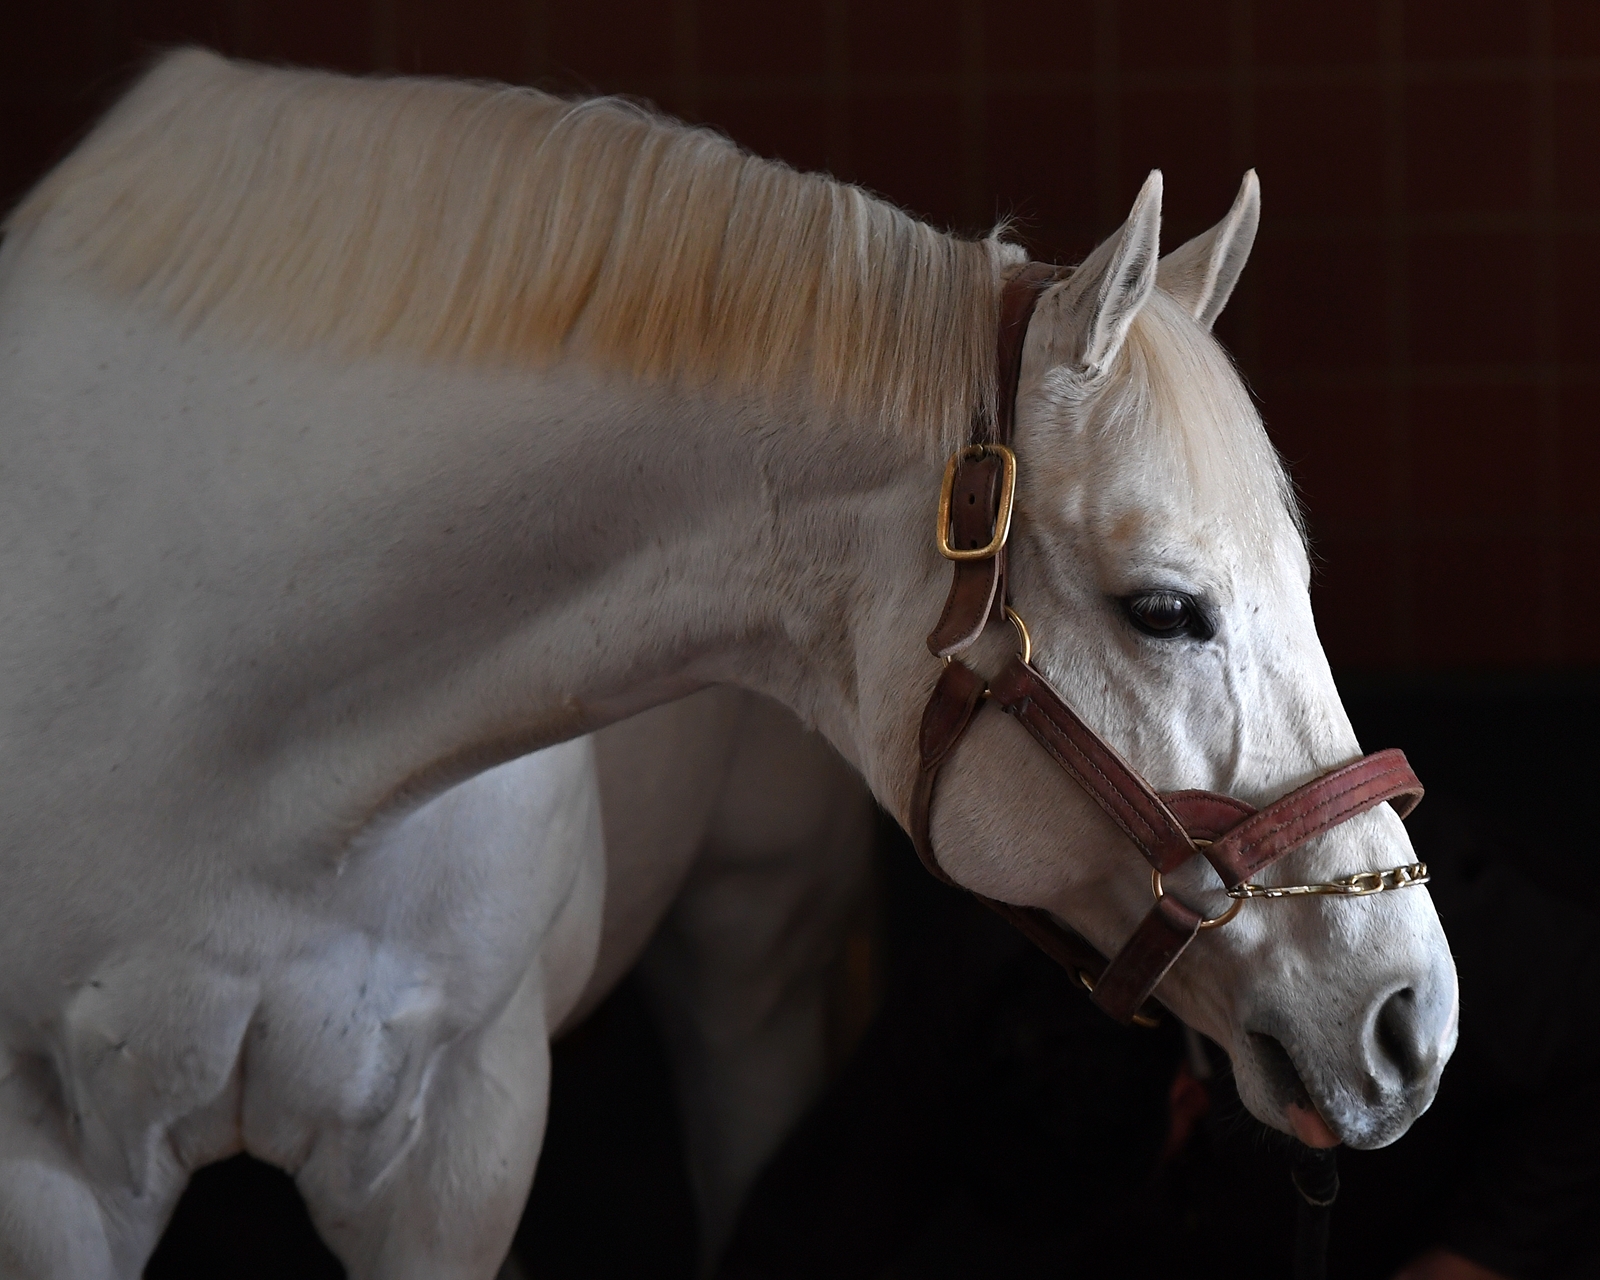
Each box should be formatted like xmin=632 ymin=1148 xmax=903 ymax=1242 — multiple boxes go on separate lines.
xmin=1221 ymin=757 xmax=1417 ymax=871
xmin=1012 ymin=699 xmax=1164 ymax=852
xmin=997 ymin=670 xmax=1195 ymax=866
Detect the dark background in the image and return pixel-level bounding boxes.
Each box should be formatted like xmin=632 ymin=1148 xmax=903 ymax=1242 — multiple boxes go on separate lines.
xmin=7 ymin=4 xmax=1598 ymax=1278
xmin=5 ymin=0 xmax=1599 ymax=670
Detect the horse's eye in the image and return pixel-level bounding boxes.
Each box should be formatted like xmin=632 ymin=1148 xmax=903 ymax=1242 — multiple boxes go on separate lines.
xmin=1123 ymin=591 xmax=1208 ymax=639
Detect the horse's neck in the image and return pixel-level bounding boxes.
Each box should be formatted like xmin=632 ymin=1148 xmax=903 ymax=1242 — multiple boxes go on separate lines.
xmin=2 ymin=263 xmax=935 ymax=831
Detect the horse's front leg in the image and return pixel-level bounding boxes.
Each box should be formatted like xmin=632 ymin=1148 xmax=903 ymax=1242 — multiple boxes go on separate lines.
xmin=294 ymin=953 xmax=552 ymax=1280
xmin=289 ymin=744 xmax=606 ymax=1280
xmin=638 ymin=694 xmax=877 ymax=1267
xmin=0 ymin=1059 xmax=122 ymax=1279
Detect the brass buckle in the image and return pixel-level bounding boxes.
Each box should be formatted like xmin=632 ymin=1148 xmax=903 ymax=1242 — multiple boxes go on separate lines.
xmin=936 ymin=444 xmax=1017 ymax=561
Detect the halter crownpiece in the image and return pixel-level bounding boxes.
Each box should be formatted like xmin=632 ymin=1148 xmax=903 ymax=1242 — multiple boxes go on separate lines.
xmin=909 ymin=263 xmax=1428 ymax=1026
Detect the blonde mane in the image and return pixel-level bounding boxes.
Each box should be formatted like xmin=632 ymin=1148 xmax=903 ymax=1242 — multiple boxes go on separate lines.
xmin=8 ymin=50 xmax=1020 ymax=444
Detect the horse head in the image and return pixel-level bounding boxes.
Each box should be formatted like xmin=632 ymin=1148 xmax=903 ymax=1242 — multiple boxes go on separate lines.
xmin=899 ymin=171 xmax=1457 ymax=1150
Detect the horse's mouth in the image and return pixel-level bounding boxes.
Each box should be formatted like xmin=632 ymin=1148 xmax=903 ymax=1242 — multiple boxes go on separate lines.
xmin=1248 ymin=1030 xmax=1341 ymax=1144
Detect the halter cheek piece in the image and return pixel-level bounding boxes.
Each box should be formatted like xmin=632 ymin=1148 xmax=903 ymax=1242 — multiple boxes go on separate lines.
xmin=909 ymin=262 xmax=1428 ymax=1027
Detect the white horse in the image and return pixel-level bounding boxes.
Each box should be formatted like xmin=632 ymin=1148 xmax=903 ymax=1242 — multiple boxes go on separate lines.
xmin=0 ymin=51 xmax=1456 ymax=1280
xmin=309 ymin=684 xmax=868 ymax=1280
xmin=578 ymin=686 xmax=876 ymax=1264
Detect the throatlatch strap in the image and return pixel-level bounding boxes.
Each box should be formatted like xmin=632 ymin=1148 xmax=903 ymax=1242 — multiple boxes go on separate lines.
xmin=910 ymin=659 xmax=989 ymax=875
xmin=907 ymin=658 xmax=1162 ymax=1022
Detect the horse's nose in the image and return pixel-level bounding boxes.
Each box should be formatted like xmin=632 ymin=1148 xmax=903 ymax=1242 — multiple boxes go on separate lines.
xmin=1369 ymin=965 xmax=1457 ymax=1096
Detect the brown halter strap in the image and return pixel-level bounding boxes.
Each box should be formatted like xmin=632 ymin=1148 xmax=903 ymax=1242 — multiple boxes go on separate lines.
xmin=908 ymin=264 xmax=1425 ymax=1026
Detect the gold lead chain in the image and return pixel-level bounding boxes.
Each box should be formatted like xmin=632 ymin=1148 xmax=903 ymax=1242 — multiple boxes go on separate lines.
xmin=1226 ymin=861 xmax=1430 ymax=900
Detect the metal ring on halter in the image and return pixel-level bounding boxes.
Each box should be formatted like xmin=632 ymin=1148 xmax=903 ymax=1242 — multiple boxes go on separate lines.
xmin=1005 ymin=606 xmax=1031 ymax=664
xmin=1151 ymin=865 xmax=1244 ymax=930
xmin=1073 ymin=967 xmax=1160 ymax=1029
xmin=948 ymin=605 xmax=1033 ymax=671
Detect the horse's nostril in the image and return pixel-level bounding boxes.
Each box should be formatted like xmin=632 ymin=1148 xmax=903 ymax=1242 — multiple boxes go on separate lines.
xmin=1374 ymin=987 xmax=1427 ymax=1085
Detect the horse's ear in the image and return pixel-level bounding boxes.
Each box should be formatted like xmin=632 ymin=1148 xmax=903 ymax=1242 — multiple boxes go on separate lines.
xmin=1156 ymin=170 xmax=1259 ymax=329
xmin=1040 ymin=170 xmax=1163 ymax=375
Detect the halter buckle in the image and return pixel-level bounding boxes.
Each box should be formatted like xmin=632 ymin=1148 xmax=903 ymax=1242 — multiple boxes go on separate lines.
xmin=936 ymin=444 xmax=1016 ymax=560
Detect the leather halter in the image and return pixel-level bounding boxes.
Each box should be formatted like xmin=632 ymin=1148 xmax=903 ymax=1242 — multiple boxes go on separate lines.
xmin=909 ymin=263 xmax=1426 ymax=1026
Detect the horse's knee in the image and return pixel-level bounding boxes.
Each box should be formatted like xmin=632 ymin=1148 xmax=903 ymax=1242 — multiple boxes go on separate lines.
xmin=297 ymin=969 xmax=552 ymax=1280
xmin=0 ymin=1052 xmax=125 ymax=1280
xmin=0 ymin=1157 xmax=116 ymax=1280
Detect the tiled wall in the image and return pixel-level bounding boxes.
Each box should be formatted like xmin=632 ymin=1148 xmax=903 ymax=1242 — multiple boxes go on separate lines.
xmin=5 ymin=1 xmax=1596 ymax=669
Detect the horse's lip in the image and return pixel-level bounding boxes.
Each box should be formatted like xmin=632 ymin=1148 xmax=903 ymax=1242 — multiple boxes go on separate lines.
xmin=1248 ymin=1030 xmax=1345 ymax=1143
xmin=1286 ymin=1101 xmax=1341 ymax=1148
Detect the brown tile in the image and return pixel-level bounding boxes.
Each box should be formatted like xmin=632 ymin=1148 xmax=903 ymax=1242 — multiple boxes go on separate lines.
xmin=1553 ymin=231 xmax=1600 ymax=365
xmin=1552 ymin=0 xmax=1600 ymax=58
xmin=1555 ymin=540 xmax=1600 ymax=662
xmin=700 ymin=0 xmax=830 ymax=80
xmin=1117 ymin=0 xmax=1231 ymax=74
xmin=0 ymin=91 xmax=105 ymax=211
xmin=1208 ymin=269 xmax=1260 ymax=360
xmin=983 ymin=90 xmax=1099 ymax=236
xmin=548 ymin=1 xmax=676 ymax=86
xmin=1253 ymin=233 xmax=1390 ymax=371
xmin=1410 ymin=533 xmax=1546 ymax=665
xmin=1117 ymin=87 xmax=1238 ymax=227
xmin=1403 ymin=0 xmax=1533 ymax=61
xmin=1308 ymin=533 xmax=1403 ymax=670
xmin=1407 ymin=232 xmax=1540 ymax=367
xmin=1003 ymin=217 xmax=1102 ymax=268
xmin=847 ymin=0 xmax=965 ymax=77
xmin=1405 ymin=81 xmax=1531 ymax=215
xmin=1253 ymin=84 xmax=1387 ymax=221
xmin=1408 ymin=384 xmax=1544 ymax=522
xmin=4 ymin=2 xmax=126 ymax=85
xmin=1556 ymin=383 xmax=1600 ymax=517
xmin=1553 ymin=80 xmax=1600 ymax=214
xmin=1254 ymin=2 xmax=1383 ymax=68
xmin=121 ymin=0 xmax=239 ymax=56
xmin=237 ymin=0 xmax=374 ymax=72
xmin=845 ymin=92 xmax=965 ymax=228
xmin=702 ymin=95 xmax=836 ymax=175
xmin=1256 ymin=386 xmax=1392 ymax=528
xmin=397 ymin=1 xmax=529 ymax=82
xmin=980 ymin=0 xmax=1096 ymax=80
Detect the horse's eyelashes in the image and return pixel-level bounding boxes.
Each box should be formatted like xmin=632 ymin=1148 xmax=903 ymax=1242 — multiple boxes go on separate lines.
xmin=1122 ymin=591 xmax=1212 ymax=641
xmin=1134 ymin=594 xmax=1186 ymax=628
